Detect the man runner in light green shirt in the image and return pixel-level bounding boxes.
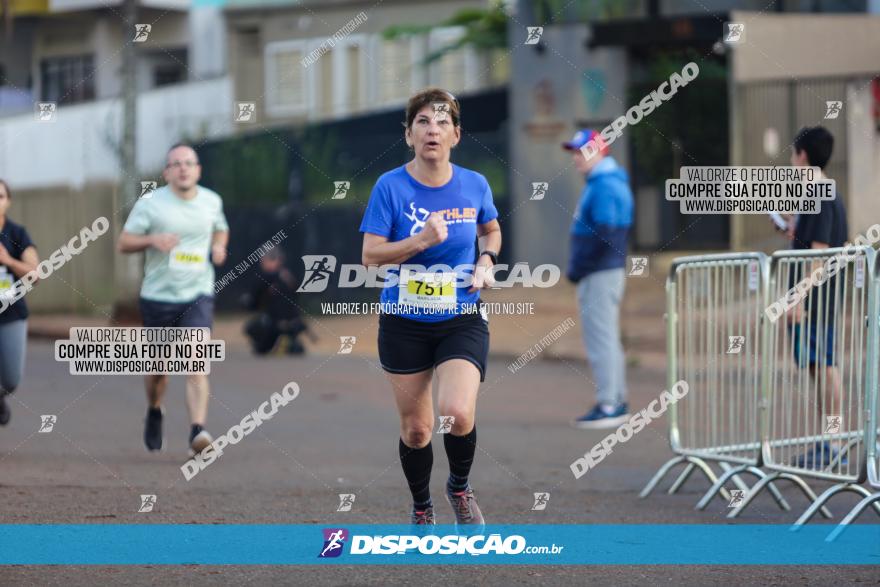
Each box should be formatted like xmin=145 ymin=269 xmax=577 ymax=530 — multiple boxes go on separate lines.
xmin=118 ymin=143 xmax=229 ymax=455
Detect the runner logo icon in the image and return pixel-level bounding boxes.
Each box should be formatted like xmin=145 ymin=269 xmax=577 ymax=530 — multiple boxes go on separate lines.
xmin=628 ymin=257 xmax=648 ymax=276
xmin=432 ymin=102 xmax=450 ymax=122
xmin=235 ymin=102 xmax=256 ymax=123
xmin=38 ymin=414 xmax=57 ymax=433
xmin=337 ymin=494 xmax=356 ymax=512
xmin=727 ymin=490 xmax=745 ymax=508
xmin=824 ymin=101 xmax=842 ymax=119
xmin=338 ymin=336 xmax=356 ymax=354
xmin=297 ymin=255 xmax=338 ymax=292
xmin=139 ymin=494 xmax=157 ymax=513
xmin=332 ymin=181 xmax=350 ymax=200
xmin=725 ymin=23 xmax=744 ymax=43
xmin=140 ymin=181 xmax=157 ymax=199
xmin=36 ymin=102 xmax=57 ymax=122
xmin=133 ymin=24 xmax=151 ymax=42
xmin=437 ymin=416 xmax=455 ymax=434
xmin=405 ymin=203 xmax=430 ymax=236
xmin=825 ymin=415 xmax=841 ymax=434
xmin=726 ymin=336 xmax=745 ymax=354
xmin=531 ymin=492 xmax=550 ymax=511
xmin=319 ymin=528 xmax=349 ymax=558
xmin=525 ymin=27 xmax=543 ymax=45
xmin=530 ymin=182 xmax=548 ymax=201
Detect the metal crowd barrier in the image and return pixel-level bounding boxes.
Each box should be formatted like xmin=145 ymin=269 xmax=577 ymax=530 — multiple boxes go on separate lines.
xmin=728 ymin=246 xmax=880 ymax=529
xmin=643 ymin=247 xmax=880 ymax=535
xmin=825 ymin=250 xmax=880 ymax=541
xmin=826 ymin=282 xmax=880 ymax=542
xmin=640 ymin=253 xmax=789 ymax=512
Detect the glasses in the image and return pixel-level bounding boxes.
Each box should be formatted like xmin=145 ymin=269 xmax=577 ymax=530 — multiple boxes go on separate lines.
xmin=166 ymin=160 xmax=199 ymax=170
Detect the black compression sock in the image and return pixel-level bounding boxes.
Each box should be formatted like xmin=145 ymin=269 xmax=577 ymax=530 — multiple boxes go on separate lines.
xmin=399 ymin=438 xmax=433 ymax=509
xmin=444 ymin=425 xmax=477 ymax=493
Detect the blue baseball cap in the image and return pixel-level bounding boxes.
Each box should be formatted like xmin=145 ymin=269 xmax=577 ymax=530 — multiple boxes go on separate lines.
xmin=561 ymin=129 xmax=609 ymax=154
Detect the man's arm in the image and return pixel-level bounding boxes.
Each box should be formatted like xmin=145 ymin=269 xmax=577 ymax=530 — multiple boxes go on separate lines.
xmin=211 ymin=230 xmax=229 ymax=266
xmin=118 ymin=232 xmax=155 ymax=253
xmin=118 ymin=231 xmax=179 ymax=254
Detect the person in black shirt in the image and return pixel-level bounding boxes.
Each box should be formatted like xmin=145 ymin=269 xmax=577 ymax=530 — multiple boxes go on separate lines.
xmin=784 ymin=127 xmax=849 ymax=468
xmin=241 ymin=248 xmax=315 ymax=355
xmin=0 ymin=179 xmax=40 ymax=426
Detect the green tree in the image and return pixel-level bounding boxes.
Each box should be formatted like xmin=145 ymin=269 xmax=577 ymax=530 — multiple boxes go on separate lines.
xmin=382 ymin=2 xmax=508 ymax=64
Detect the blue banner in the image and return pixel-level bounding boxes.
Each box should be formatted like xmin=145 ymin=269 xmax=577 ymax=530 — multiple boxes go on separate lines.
xmin=0 ymin=525 xmax=877 ymax=565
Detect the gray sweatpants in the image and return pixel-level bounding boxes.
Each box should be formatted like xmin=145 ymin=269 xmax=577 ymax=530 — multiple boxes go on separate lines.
xmin=576 ymin=269 xmax=627 ymax=406
xmin=0 ymin=319 xmax=27 ymax=396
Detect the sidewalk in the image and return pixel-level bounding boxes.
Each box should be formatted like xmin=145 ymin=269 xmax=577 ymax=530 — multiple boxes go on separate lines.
xmin=28 ymin=260 xmax=673 ymax=370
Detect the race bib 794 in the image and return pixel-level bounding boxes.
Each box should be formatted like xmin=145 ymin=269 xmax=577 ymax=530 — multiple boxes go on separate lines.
xmin=169 ymin=247 xmax=207 ymax=272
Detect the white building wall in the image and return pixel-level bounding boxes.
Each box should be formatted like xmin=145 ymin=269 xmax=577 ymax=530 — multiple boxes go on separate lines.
xmin=0 ymin=77 xmax=233 ymax=190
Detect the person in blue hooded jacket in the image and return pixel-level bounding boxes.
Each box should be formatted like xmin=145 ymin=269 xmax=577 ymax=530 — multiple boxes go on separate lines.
xmin=562 ymin=129 xmax=634 ymax=429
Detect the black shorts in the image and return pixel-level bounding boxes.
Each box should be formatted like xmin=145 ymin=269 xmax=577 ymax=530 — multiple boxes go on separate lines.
xmin=139 ymin=295 xmax=214 ymax=329
xmin=378 ymin=310 xmax=489 ymax=382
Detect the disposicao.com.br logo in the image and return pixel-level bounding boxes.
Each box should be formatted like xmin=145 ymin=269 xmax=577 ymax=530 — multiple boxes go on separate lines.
xmin=317 ymin=528 xmax=563 ymax=557
xmin=297 ymin=255 xmax=559 ymax=293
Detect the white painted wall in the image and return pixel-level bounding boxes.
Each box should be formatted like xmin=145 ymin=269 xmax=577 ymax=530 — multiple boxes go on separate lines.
xmin=846 ymin=80 xmax=880 ymax=239
xmin=0 ymin=77 xmax=233 ymax=190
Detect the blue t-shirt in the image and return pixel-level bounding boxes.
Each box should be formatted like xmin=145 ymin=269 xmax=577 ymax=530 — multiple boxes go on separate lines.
xmin=359 ymin=164 xmax=498 ymax=322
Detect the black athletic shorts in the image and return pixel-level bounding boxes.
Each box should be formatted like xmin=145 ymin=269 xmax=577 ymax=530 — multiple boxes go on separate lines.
xmin=140 ymin=295 xmax=214 ymax=329
xmin=378 ymin=308 xmax=489 ymax=381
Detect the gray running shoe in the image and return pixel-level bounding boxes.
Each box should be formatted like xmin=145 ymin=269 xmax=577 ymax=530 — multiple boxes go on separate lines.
xmin=446 ymin=487 xmax=485 ymax=527
xmin=410 ymin=506 xmax=436 ymax=526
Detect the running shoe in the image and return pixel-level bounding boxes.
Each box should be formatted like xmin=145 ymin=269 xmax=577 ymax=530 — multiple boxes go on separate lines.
xmin=446 ymin=486 xmax=484 ymax=528
xmin=571 ymin=403 xmax=629 ymax=429
xmin=410 ymin=506 xmax=436 ymax=525
xmin=792 ymin=441 xmax=848 ymax=468
xmin=0 ymin=395 xmax=10 ymax=426
xmin=144 ymin=406 xmax=163 ymax=451
xmin=189 ymin=425 xmax=214 ymax=456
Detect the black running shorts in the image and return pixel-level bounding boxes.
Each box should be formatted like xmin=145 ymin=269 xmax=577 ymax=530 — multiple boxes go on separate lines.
xmin=140 ymin=295 xmax=214 ymax=329
xmin=378 ymin=309 xmax=489 ymax=381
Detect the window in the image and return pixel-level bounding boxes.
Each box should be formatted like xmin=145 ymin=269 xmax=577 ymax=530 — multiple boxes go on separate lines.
xmin=346 ymin=43 xmax=362 ymax=110
xmin=40 ymin=55 xmax=95 ymax=104
xmin=330 ymin=34 xmax=370 ymax=116
xmin=428 ymin=28 xmax=478 ymax=94
xmin=344 ymin=37 xmax=366 ymax=113
xmin=377 ymin=37 xmax=412 ymax=105
xmin=151 ymin=49 xmax=188 ymax=88
xmin=265 ymin=40 xmax=311 ymax=117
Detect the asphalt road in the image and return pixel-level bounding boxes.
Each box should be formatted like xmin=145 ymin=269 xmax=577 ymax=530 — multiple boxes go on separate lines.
xmin=1 ymin=341 xmax=876 ymax=585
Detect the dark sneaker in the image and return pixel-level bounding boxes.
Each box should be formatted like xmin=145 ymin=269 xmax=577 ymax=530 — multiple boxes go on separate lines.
xmin=793 ymin=441 xmax=847 ymax=469
xmin=144 ymin=407 xmax=163 ymax=451
xmin=0 ymin=396 xmax=10 ymax=426
xmin=410 ymin=506 xmax=436 ymax=526
xmin=286 ymin=339 xmax=305 ymax=355
xmin=571 ymin=403 xmax=629 ymax=429
xmin=189 ymin=425 xmax=213 ymax=456
xmin=446 ymin=487 xmax=485 ymax=528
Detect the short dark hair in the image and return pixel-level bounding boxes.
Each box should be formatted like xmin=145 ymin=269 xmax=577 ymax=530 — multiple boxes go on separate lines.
xmin=167 ymin=142 xmax=199 ymax=162
xmin=404 ymin=87 xmax=460 ymax=129
xmin=793 ymin=126 xmax=834 ymax=169
xmin=0 ymin=179 xmax=10 ymax=199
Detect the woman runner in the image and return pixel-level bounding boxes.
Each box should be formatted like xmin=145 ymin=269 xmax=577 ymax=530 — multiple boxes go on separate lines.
xmin=359 ymin=88 xmax=502 ymax=526
xmin=0 ymin=179 xmax=40 ymax=426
